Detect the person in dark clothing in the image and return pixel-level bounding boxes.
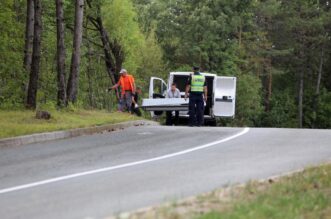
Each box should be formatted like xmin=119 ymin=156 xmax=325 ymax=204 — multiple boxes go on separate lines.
xmin=131 ymin=87 xmax=142 ymax=116
xmin=185 ymin=66 xmax=207 ymax=126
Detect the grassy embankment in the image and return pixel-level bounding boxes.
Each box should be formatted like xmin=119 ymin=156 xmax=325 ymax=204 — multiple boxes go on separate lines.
xmin=0 ymin=110 xmax=139 ymax=139
xmin=116 ymin=163 xmax=331 ymax=219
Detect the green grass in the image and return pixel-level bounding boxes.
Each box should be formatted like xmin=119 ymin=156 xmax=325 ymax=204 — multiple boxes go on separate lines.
xmin=0 ymin=110 xmax=140 ymax=139
xmin=115 ymin=163 xmax=331 ymax=219
xmin=198 ymin=164 xmax=331 ymax=219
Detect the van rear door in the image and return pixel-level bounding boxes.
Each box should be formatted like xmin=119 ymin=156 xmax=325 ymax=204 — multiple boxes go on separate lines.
xmin=148 ymin=77 xmax=167 ymax=117
xmin=213 ymin=76 xmax=236 ymax=117
xmin=149 ymin=77 xmax=167 ymax=98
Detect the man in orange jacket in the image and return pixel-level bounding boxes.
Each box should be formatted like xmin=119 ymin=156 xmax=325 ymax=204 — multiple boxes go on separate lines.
xmin=110 ymin=69 xmax=136 ymax=112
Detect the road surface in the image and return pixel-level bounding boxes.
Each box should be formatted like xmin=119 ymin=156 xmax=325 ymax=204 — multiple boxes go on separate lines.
xmin=0 ymin=126 xmax=330 ymax=219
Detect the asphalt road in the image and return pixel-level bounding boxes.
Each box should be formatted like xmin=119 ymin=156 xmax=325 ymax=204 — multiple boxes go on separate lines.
xmin=0 ymin=126 xmax=330 ymax=219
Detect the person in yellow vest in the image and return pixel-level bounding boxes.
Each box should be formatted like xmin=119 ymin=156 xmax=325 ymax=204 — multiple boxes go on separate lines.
xmin=185 ymin=66 xmax=207 ymax=126
xmin=110 ymin=69 xmax=136 ymax=112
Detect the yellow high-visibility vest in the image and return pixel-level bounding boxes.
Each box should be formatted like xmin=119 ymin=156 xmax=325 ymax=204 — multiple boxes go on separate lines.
xmin=191 ymin=75 xmax=205 ymax=92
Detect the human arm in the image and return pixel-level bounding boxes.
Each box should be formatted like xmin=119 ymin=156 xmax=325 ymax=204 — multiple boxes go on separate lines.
xmin=110 ymin=82 xmax=119 ymax=90
xmin=184 ymin=76 xmax=191 ymax=100
xmin=165 ymin=89 xmax=170 ymax=98
xmin=203 ymin=86 xmax=207 ymax=102
xmin=185 ymin=85 xmax=190 ymax=100
xmin=131 ymin=95 xmax=137 ymax=105
xmin=176 ymin=89 xmax=181 ymax=98
xmin=131 ymin=94 xmax=139 ymax=108
xmin=131 ymin=76 xmax=136 ymax=94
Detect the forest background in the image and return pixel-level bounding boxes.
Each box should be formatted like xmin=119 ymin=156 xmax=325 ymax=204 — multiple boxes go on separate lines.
xmin=0 ymin=0 xmax=330 ymax=128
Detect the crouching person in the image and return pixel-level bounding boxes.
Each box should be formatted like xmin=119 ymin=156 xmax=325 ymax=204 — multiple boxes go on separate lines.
xmin=131 ymin=87 xmax=142 ymax=116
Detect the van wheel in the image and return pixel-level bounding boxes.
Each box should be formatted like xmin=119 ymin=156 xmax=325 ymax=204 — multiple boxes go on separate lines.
xmin=154 ymin=110 xmax=163 ymax=116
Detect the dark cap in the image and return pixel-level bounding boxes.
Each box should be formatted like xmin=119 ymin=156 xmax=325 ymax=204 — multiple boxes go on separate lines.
xmin=193 ymin=66 xmax=200 ymax=71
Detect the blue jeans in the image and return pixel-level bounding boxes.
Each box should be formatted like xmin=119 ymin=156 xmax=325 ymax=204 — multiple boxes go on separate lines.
xmin=120 ymin=91 xmax=133 ymax=112
xmin=189 ymin=94 xmax=204 ymax=126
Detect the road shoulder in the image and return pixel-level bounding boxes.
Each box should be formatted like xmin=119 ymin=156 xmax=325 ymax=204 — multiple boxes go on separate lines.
xmin=109 ymin=162 xmax=331 ymax=219
xmin=0 ymin=120 xmax=159 ymax=147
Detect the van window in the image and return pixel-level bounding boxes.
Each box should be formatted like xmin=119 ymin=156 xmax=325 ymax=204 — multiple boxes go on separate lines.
xmin=153 ymin=79 xmax=167 ymax=96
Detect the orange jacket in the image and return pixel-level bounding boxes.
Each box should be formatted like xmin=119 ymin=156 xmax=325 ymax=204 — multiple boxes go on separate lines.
xmin=118 ymin=74 xmax=135 ymax=94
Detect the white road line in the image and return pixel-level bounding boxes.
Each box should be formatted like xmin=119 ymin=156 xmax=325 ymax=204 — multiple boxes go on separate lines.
xmin=0 ymin=127 xmax=250 ymax=195
xmin=137 ymin=132 xmax=153 ymax=135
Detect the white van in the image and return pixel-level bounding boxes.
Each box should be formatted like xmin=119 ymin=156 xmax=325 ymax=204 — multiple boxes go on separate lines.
xmin=141 ymin=72 xmax=236 ymax=125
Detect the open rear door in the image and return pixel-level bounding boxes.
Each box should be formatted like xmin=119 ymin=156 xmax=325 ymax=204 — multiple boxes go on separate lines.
xmin=149 ymin=77 xmax=167 ymax=99
xmin=148 ymin=77 xmax=167 ymax=117
xmin=213 ymin=76 xmax=236 ymax=117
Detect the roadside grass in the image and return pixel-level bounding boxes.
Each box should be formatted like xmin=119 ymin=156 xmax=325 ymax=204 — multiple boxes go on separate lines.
xmin=112 ymin=163 xmax=331 ymax=219
xmin=0 ymin=110 xmax=139 ymax=139
xmin=198 ymin=163 xmax=331 ymax=219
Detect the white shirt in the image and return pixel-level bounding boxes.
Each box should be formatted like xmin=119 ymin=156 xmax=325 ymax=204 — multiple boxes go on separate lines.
xmin=167 ymin=88 xmax=181 ymax=98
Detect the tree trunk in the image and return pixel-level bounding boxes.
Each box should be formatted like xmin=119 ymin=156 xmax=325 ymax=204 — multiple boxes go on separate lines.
xmin=88 ymin=15 xmax=117 ymax=84
xmin=315 ymin=48 xmax=324 ymax=99
xmin=98 ymin=17 xmax=117 ymax=84
xmin=26 ymin=0 xmax=42 ymax=109
xmin=111 ymin=38 xmax=124 ymax=79
xmin=23 ymin=0 xmax=34 ymax=72
xmin=67 ymin=0 xmax=84 ymax=103
xmin=86 ymin=41 xmax=95 ymax=108
xmin=56 ymin=0 xmax=67 ymax=107
xmin=88 ymin=14 xmax=122 ymax=101
xmin=238 ymin=19 xmax=242 ymax=47
xmin=264 ymin=58 xmax=272 ymax=112
xmin=312 ymin=47 xmax=324 ymax=128
xmin=298 ymin=69 xmax=304 ymax=128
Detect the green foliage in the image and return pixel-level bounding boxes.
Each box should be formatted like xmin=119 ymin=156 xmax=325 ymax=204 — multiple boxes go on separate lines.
xmin=315 ymin=89 xmax=331 ymax=128
xmin=259 ymin=90 xmax=297 ymax=127
xmin=102 ymin=0 xmax=145 ymax=72
xmin=102 ymin=0 xmax=166 ymax=86
xmin=232 ymin=73 xmax=263 ymax=126
xmin=135 ymin=29 xmax=167 ymax=84
xmin=0 ymin=0 xmax=25 ymax=108
xmin=1 ymin=0 xmax=330 ymax=128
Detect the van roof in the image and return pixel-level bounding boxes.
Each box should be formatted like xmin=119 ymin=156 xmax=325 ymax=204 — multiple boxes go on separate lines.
xmin=170 ymin=72 xmax=217 ymax=77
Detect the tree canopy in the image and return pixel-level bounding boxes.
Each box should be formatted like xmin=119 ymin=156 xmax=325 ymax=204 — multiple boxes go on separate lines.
xmin=0 ymin=0 xmax=330 ymax=128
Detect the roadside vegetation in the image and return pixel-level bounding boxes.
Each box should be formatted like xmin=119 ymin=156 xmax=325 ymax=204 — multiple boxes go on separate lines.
xmin=1 ymin=0 xmax=330 ymax=129
xmin=0 ymin=110 xmax=138 ymax=139
xmin=114 ymin=163 xmax=331 ymax=219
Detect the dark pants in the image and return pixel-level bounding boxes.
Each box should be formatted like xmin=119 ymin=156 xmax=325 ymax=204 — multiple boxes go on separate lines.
xmin=166 ymin=111 xmax=179 ymax=126
xmin=189 ymin=94 xmax=204 ymax=126
xmin=132 ymin=107 xmax=142 ymax=116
